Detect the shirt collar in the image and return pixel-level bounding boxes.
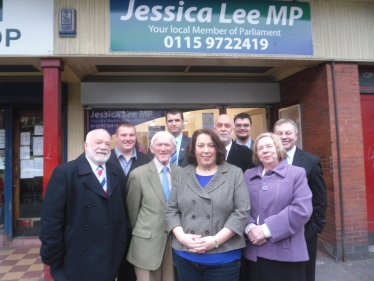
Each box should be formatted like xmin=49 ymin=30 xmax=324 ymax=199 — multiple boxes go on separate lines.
xmin=225 ymin=141 xmax=233 ymax=159
xmin=175 ymin=133 xmax=183 ymax=145
xmin=85 ymin=154 xmax=106 ymax=172
xmin=286 ymin=145 xmax=297 ymax=161
xmin=153 ymin=157 xmax=171 ymax=174
xmin=114 ymin=146 xmax=137 ymax=160
xmin=236 ymin=138 xmax=252 ymax=147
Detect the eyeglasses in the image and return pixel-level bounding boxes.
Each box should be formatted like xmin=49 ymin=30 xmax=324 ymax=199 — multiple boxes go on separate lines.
xmin=216 ymin=123 xmax=231 ymax=129
xmin=235 ymin=124 xmax=251 ymax=128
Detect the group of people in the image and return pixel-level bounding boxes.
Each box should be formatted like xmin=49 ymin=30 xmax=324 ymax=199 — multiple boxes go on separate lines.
xmin=39 ymin=109 xmax=327 ymax=281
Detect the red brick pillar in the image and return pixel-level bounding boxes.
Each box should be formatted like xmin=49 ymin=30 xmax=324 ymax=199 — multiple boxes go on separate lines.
xmin=41 ymin=58 xmax=64 ymax=281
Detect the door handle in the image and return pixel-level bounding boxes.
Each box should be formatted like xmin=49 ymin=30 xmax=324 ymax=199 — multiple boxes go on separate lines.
xmin=14 ymin=164 xmax=18 ymax=179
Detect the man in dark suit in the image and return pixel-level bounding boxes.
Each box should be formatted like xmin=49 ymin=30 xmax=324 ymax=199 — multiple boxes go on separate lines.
xmin=214 ymin=114 xmax=255 ymax=173
xmin=234 ymin=112 xmax=254 ymax=150
xmin=274 ymin=118 xmax=327 ymax=281
xmin=165 ymin=108 xmax=191 ymax=167
xmin=108 ymin=122 xmax=150 ymax=281
xmin=40 ymin=129 xmax=128 ymax=281
xmin=149 ymin=108 xmax=191 ymax=167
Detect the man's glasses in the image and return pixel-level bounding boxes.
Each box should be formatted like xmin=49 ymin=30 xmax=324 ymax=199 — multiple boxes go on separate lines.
xmin=235 ymin=124 xmax=251 ymax=128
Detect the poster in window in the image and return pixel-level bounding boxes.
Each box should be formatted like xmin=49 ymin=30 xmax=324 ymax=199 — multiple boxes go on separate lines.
xmin=20 ymin=132 xmax=31 ymax=146
xmin=33 ymin=137 xmax=43 ymax=156
xmin=34 ymin=125 xmax=44 ymax=135
xmin=34 ymin=157 xmax=43 ymax=177
xmin=20 ymin=159 xmax=34 ymax=179
xmin=20 ymin=146 xmax=31 ymax=160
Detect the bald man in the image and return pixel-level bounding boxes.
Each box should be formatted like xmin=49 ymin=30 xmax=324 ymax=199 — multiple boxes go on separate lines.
xmin=214 ymin=114 xmax=255 ymax=173
xmin=40 ymin=129 xmax=128 ymax=281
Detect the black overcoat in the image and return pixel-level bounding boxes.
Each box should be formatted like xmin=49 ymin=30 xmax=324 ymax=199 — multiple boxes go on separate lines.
xmin=40 ymin=153 xmax=128 ymax=281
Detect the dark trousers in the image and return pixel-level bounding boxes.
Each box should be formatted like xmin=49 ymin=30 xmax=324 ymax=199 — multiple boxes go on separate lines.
xmin=117 ymin=234 xmax=136 ymax=281
xmin=173 ymin=252 xmax=240 ymax=281
xmin=305 ymin=231 xmax=318 ymax=281
xmin=245 ymin=257 xmax=305 ymax=281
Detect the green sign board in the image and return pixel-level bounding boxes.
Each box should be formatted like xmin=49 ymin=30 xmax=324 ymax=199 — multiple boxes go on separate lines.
xmin=110 ymin=0 xmax=313 ymax=55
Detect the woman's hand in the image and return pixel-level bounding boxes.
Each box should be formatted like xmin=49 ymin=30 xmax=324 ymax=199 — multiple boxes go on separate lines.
xmin=179 ymin=233 xmax=202 ymax=249
xmin=247 ymin=225 xmax=267 ymax=245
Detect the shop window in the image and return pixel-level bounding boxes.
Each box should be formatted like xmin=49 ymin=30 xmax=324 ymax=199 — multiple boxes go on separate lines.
xmin=88 ymin=108 xmax=267 ymax=154
xmin=278 ymin=104 xmax=303 ymax=149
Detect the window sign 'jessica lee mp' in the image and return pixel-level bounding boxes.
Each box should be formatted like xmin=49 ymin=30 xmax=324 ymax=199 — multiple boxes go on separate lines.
xmin=110 ymin=0 xmax=313 ymax=55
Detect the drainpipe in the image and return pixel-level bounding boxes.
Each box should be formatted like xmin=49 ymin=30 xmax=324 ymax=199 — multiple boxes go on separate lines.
xmin=331 ymin=61 xmax=346 ymax=261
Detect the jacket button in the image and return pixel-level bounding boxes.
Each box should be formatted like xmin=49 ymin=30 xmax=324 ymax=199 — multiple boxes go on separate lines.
xmin=261 ymin=207 xmax=265 ymax=212
xmin=192 ymin=215 xmax=196 ymax=219
xmin=262 ymin=186 xmax=268 ymax=191
xmin=205 ymin=231 xmax=210 ymax=235
xmin=123 ymin=240 xmax=126 ymax=244
xmin=192 ymin=200 xmax=196 ymax=204
xmin=206 ymin=215 xmax=210 ymax=219
xmin=121 ymin=219 xmax=124 ymax=223
xmin=164 ymin=231 xmax=168 ymax=234
xmin=190 ymin=231 xmax=195 ymax=234
xmin=117 ymin=199 xmax=121 ymax=203
xmin=84 ymin=225 xmax=89 ymax=230
xmin=83 ymin=247 xmax=88 ymax=252
xmin=86 ymin=203 xmax=91 ymax=208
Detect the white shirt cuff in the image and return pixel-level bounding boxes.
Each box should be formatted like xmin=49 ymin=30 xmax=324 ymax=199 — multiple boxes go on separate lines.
xmin=245 ymin=223 xmax=256 ymax=234
xmin=261 ymin=224 xmax=272 ymax=238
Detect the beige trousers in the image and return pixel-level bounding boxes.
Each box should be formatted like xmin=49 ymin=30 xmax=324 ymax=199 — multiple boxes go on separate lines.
xmin=134 ymin=238 xmax=175 ymax=281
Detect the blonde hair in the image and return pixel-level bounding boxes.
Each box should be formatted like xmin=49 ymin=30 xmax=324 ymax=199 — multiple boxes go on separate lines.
xmin=252 ymin=132 xmax=287 ymax=166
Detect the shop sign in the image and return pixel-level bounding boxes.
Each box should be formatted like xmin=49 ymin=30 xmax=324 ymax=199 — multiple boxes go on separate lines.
xmin=0 ymin=0 xmax=53 ymax=55
xmin=110 ymin=0 xmax=313 ymax=55
xmin=89 ymin=109 xmax=166 ymax=135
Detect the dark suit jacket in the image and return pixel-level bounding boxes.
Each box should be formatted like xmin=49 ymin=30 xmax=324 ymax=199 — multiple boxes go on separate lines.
xmin=147 ymin=134 xmax=191 ymax=168
xmin=108 ymin=149 xmax=150 ymax=187
xmin=227 ymin=141 xmax=255 ymax=173
xmin=178 ymin=134 xmax=192 ymax=167
xmin=292 ymin=147 xmax=327 ymax=237
xmin=40 ymin=153 xmax=128 ymax=281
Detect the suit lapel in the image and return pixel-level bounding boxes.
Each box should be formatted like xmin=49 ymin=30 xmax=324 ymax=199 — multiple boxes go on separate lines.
xmin=184 ymin=165 xmax=226 ymax=198
xmin=106 ymin=161 xmax=119 ymax=197
xmin=226 ymin=141 xmax=239 ymax=163
xmin=292 ymin=147 xmax=303 ymax=167
xmin=148 ymin=161 xmax=167 ymax=206
xmin=178 ymin=135 xmax=187 ymax=164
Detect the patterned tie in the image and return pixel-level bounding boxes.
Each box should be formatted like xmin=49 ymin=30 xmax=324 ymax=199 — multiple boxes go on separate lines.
xmin=162 ymin=166 xmax=170 ymax=201
xmin=97 ymin=165 xmax=107 ymax=194
xmin=170 ymin=142 xmax=178 ymax=165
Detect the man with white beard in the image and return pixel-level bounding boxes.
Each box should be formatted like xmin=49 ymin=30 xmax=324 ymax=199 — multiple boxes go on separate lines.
xmin=40 ymin=129 xmax=129 ymax=281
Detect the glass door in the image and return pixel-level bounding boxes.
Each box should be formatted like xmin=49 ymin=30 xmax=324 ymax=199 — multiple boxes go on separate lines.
xmin=13 ymin=109 xmax=43 ymax=236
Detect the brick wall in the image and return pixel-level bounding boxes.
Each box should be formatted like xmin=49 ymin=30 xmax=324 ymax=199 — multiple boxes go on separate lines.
xmin=279 ymin=62 xmax=368 ymax=260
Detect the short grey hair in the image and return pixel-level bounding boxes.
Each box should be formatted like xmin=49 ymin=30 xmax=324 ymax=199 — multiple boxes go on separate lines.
xmin=273 ymin=118 xmax=298 ymax=134
xmin=150 ymin=131 xmax=176 ymax=146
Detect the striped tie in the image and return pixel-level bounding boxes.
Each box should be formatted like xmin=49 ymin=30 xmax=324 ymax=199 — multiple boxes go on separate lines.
xmin=97 ymin=166 xmax=107 ymax=194
xmin=170 ymin=141 xmax=177 ymax=165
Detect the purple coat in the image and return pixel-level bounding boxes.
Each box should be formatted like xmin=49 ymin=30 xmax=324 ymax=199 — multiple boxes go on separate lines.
xmin=243 ymin=160 xmax=312 ymax=262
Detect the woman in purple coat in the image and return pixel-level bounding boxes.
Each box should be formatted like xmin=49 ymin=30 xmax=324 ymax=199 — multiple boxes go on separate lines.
xmin=243 ymin=133 xmax=312 ymax=281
